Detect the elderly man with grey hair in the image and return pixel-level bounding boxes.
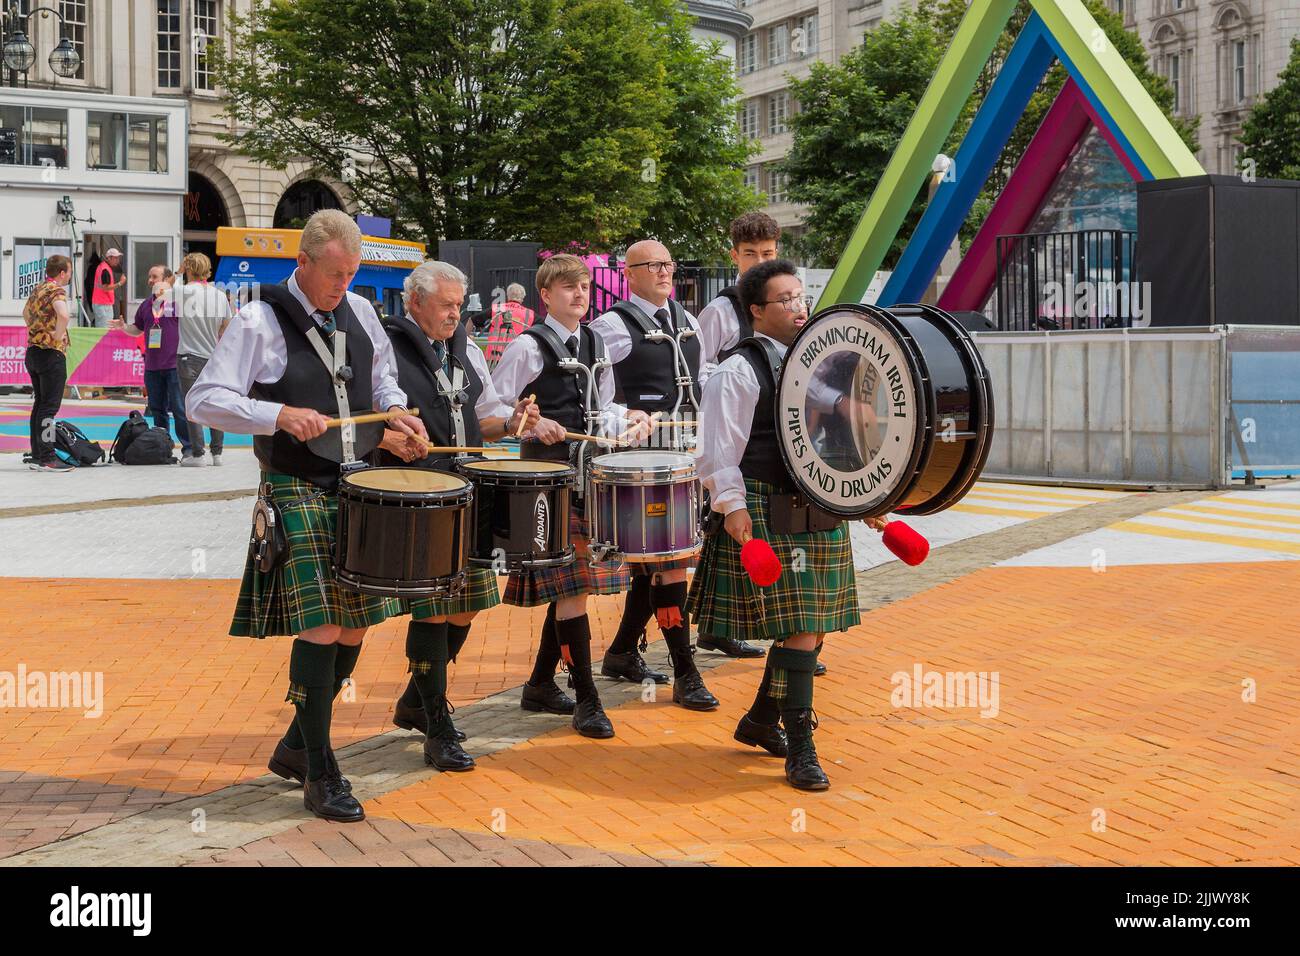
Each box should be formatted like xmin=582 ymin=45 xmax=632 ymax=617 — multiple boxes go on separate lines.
xmin=376 ymin=259 xmax=540 ymax=773
xmin=187 ymin=208 xmax=427 ymax=825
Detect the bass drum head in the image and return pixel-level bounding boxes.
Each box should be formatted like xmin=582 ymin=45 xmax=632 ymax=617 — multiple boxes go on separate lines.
xmin=775 ymin=304 xmax=931 ymax=519
xmin=887 ymin=304 xmax=994 ymax=516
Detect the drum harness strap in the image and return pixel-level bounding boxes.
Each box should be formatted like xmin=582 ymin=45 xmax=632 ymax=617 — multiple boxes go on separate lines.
xmin=607 ymin=299 xmax=701 ymax=432
xmin=524 ymin=323 xmax=611 ymax=500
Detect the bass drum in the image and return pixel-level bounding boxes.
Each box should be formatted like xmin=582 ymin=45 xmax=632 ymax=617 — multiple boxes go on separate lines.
xmin=774 ymin=302 xmax=993 ymax=519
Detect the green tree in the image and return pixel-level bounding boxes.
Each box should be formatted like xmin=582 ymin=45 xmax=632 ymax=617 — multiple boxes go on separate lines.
xmin=1240 ymin=37 xmax=1300 ymax=179
xmin=630 ymin=0 xmax=762 ymax=262
xmin=215 ymin=0 xmax=673 ymax=254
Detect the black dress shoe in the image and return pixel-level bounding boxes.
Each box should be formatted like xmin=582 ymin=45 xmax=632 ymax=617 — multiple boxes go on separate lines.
xmin=697 ymin=635 xmax=765 ymax=658
xmin=424 ymin=731 xmax=476 ymax=772
xmin=520 ymin=679 xmax=576 ymax=715
xmin=814 ymin=661 xmax=827 ymax=677
xmin=783 ymin=709 xmax=829 ymax=791
xmin=734 ymin=713 xmax=788 ymax=757
xmin=393 ymin=698 xmax=467 ymax=741
xmin=304 ymin=774 xmax=365 ymax=822
xmin=601 ymin=649 xmax=669 ymax=684
xmin=572 ymin=696 xmax=615 ymax=738
xmin=268 ymin=741 xmax=351 ymax=792
xmin=671 ymin=671 xmax=719 ymax=711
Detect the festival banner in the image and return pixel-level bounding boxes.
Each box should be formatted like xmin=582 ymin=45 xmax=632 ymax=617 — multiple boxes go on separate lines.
xmin=0 ymin=327 xmax=145 ymax=387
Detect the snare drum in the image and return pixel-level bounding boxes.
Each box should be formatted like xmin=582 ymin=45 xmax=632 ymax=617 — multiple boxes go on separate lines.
xmin=334 ymin=467 xmax=472 ymax=597
xmin=457 ymin=458 xmax=575 ymax=570
xmin=588 ymin=451 xmax=700 ymax=564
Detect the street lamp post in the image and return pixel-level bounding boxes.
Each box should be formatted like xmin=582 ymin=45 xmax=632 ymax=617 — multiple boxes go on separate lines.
xmin=2 ymin=6 xmax=82 ymax=87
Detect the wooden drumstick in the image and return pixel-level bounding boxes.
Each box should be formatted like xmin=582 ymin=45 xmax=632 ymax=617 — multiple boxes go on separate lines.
xmin=515 ymin=393 xmax=537 ymax=437
xmin=617 ymin=410 xmax=662 ymax=441
xmin=650 ymin=420 xmax=697 ymax=428
xmin=564 ymin=431 xmax=629 ymax=447
xmin=325 ymin=407 xmax=419 ymax=428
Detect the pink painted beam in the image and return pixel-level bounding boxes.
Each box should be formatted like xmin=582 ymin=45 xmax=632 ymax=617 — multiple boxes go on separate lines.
xmin=940 ymin=77 xmax=1140 ymax=312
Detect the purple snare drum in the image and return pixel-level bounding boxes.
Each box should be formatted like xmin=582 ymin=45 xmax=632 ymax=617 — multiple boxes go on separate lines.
xmin=588 ymin=451 xmax=700 ymax=564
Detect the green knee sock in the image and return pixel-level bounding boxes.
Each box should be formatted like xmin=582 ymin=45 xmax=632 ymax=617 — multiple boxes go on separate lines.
xmin=283 ymin=642 xmax=363 ymax=749
xmin=767 ymin=644 xmax=818 ymax=710
xmin=406 ymin=620 xmax=450 ymax=735
xmin=287 ymin=639 xmax=338 ymax=781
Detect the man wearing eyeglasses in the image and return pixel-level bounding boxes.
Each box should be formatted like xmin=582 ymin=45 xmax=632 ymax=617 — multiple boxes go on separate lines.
xmin=588 ymin=239 xmax=727 ymax=710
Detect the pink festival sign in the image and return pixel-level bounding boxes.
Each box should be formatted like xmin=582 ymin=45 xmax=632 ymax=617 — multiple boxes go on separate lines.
xmin=0 ymin=327 xmax=146 ymax=387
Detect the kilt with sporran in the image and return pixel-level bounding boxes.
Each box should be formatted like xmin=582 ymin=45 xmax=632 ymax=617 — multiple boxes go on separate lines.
xmin=396 ymin=566 xmax=501 ymax=619
xmin=502 ymin=504 xmax=630 ymax=607
xmin=685 ymin=478 xmax=859 ymax=642
xmin=231 ymin=471 xmax=401 ymax=638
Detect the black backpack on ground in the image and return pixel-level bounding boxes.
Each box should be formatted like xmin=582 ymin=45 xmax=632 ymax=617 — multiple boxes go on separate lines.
xmin=53 ymin=420 xmax=105 ymax=466
xmin=111 ymin=410 xmax=176 ymax=465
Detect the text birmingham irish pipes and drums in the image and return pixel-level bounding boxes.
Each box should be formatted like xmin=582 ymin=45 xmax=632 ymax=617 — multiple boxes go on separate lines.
xmin=785 ymin=321 xmax=909 ymax=500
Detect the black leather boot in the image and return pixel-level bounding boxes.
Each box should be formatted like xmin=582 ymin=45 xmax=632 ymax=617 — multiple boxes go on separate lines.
xmin=697 ymin=635 xmax=765 ymax=658
xmin=734 ymin=712 xmax=787 ymax=757
xmin=667 ymin=642 xmax=718 ymax=711
xmin=572 ymin=695 xmax=615 ymax=738
xmin=423 ymin=703 xmax=475 ymax=772
xmin=782 ymin=709 xmax=829 ymax=791
xmin=304 ymin=773 xmax=365 ymax=822
xmin=393 ymin=697 xmax=466 ymax=740
xmin=269 ymin=740 xmax=351 ymax=792
xmin=601 ymin=649 xmax=669 ymax=684
xmin=520 ymin=678 xmax=576 ymax=715
xmin=814 ymin=660 xmax=827 ymax=677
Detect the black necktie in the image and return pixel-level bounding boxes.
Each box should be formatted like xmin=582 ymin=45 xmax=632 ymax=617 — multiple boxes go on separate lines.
xmin=654 ymin=308 xmax=672 ymax=335
xmin=433 ymin=339 xmax=449 ymax=375
xmin=566 ymin=335 xmax=579 ymax=357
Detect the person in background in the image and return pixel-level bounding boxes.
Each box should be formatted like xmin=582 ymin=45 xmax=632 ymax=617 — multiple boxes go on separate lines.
xmin=113 ymin=266 xmax=193 ymax=462
xmin=23 ymin=255 xmax=75 ymax=473
xmin=484 ymin=281 xmax=535 ymax=364
xmin=90 ymin=248 xmax=124 ymax=329
xmin=175 ymin=251 xmax=233 ymax=466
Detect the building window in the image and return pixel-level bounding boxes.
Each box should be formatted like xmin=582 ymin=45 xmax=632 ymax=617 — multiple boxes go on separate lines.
xmin=157 ymin=0 xmax=181 ymax=89
xmin=129 ymin=237 xmax=173 ymax=301
xmin=743 ymin=166 xmax=761 ymax=193
xmin=193 ymin=0 xmax=220 ymax=91
xmin=793 ymin=13 xmax=818 ymax=57
xmin=768 ymin=90 xmax=789 ymax=136
xmin=58 ymin=1 xmax=87 ymax=80
xmin=768 ymin=23 xmax=788 ymax=67
xmin=0 ymin=106 xmax=68 ymax=168
xmin=1233 ymin=40 xmax=1246 ymax=104
xmin=738 ymin=34 xmax=756 ymax=75
xmin=767 ymin=168 xmax=788 ymax=204
xmin=14 ymin=237 xmax=73 ymax=301
xmin=739 ymin=98 xmax=760 ymax=139
xmin=1168 ymin=53 xmax=1181 ymax=114
xmin=87 ymin=112 xmax=169 ymax=173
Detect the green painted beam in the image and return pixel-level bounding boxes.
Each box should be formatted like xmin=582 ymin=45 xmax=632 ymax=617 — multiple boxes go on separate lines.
xmin=1030 ymin=0 xmax=1203 ymax=179
xmin=815 ymin=0 xmax=1018 ymax=310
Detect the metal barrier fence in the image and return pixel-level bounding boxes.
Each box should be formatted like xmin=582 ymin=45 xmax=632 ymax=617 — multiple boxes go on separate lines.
xmin=994 ymin=230 xmax=1140 ymax=331
xmin=972 ymin=326 xmax=1226 ymax=488
xmin=1224 ymin=325 xmax=1300 ymax=479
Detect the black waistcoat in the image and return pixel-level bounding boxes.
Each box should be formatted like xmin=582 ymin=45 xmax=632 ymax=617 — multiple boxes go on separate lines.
xmin=251 ymin=285 xmax=375 ymax=491
xmin=374 ymin=316 xmax=484 ymax=470
xmin=606 ymin=299 xmax=701 ymax=413
xmin=516 ymin=322 xmax=605 ymax=464
xmin=733 ymin=337 xmax=795 ymax=491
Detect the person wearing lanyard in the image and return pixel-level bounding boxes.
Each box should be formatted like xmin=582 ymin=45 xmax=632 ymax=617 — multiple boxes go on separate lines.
xmin=115 ymin=265 xmax=193 ymax=461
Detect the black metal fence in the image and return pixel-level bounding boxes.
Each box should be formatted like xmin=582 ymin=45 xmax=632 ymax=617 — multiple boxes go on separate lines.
xmin=994 ymin=230 xmax=1141 ymax=331
xmin=483 ymin=265 xmax=735 ymax=325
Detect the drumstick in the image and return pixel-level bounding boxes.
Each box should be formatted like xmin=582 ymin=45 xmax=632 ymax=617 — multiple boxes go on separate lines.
xmin=325 ymin=407 xmax=419 ymax=428
xmin=617 ymin=410 xmax=663 ymax=441
xmin=564 ymin=431 xmax=629 ymax=447
xmin=650 ymin=420 xmax=697 ymax=428
xmin=515 ymin=393 xmax=537 ymax=437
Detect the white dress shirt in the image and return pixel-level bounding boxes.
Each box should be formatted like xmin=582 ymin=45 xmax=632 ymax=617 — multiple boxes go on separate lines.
xmin=589 ymin=293 xmax=706 ymax=396
xmin=696 ymin=289 xmax=742 ymax=377
xmin=696 ymin=331 xmax=789 ymax=516
xmin=185 ymin=270 xmax=406 ymax=435
xmin=490 ymin=315 xmax=629 ymax=435
xmin=419 ymin=327 xmax=515 ymax=422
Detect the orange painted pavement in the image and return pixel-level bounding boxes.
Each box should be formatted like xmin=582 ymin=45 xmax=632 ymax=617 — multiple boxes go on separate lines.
xmin=364 ymin=562 xmax=1300 ymax=867
xmin=0 ymin=577 xmax=629 ymax=796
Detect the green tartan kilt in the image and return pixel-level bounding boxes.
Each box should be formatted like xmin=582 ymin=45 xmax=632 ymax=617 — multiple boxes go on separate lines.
xmin=231 ymin=472 xmax=402 ymax=638
xmin=685 ymin=478 xmax=860 ymax=642
xmin=393 ymin=566 xmax=501 ymax=619
xmin=502 ymin=508 xmax=630 ymax=607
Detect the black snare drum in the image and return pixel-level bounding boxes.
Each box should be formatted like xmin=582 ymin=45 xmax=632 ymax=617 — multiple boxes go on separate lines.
xmin=334 ymin=467 xmax=473 ymax=597
xmin=774 ymin=303 xmax=994 ymax=519
xmin=457 ymin=458 xmax=575 ymax=570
